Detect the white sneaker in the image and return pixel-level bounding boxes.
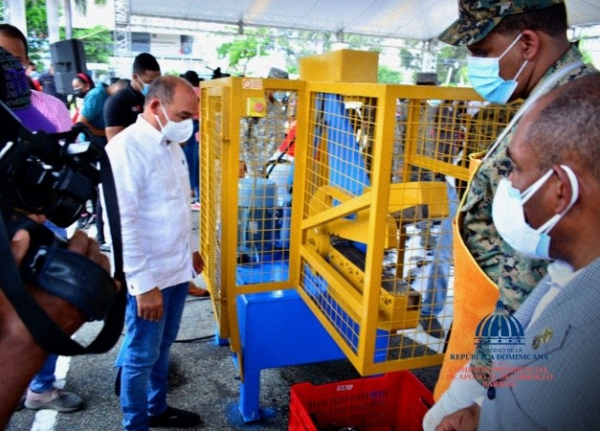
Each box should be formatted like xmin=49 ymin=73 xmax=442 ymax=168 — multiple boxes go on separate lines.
xmin=24 ymin=388 xmax=86 ymax=412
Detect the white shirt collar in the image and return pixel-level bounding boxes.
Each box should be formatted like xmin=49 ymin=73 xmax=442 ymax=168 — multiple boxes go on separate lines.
xmin=547 ymin=260 xmax=577 ymax=288
xmin=135 ymin=114 xmax=168 ymax=146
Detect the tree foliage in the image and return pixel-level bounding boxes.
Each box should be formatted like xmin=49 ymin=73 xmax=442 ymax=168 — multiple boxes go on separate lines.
xmin=434 ymin=42 xmax=469 ymax=85
xmin=59 ymin=25 xmax=113 ymax=64
xmin=216 ymin=27 xmax=387 ymax=76
xmin=73 ymin=0 xmax=106 ymax=15
xmin=216 ymin=28 xmax=271 ymax=74
xmin=26 ymin=0 xmax=51 ymax=66
xmin=22 ymin=0 xmax=111 ymax=68
xmin=378 ymin=65 xmax=402 ymax=84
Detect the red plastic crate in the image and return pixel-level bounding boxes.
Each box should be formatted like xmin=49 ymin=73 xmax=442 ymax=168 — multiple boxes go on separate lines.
xmin=289 ymin=371 xmax=433 ymax=431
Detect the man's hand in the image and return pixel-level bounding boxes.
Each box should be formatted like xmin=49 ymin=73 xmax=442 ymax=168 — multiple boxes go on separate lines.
xmin=192 ymin=251 xmax=204 ymax=274
xmin=136 ymin=287 xmax=163 ymax=322
xmin=435 ymin=404 xmax=480 ymax=431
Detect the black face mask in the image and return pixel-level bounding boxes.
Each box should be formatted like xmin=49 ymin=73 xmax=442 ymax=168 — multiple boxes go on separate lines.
xmin=74 ymin=89 xmax=86 ymax=99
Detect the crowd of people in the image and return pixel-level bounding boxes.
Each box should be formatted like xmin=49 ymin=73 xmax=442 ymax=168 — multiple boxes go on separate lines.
xmin=1 ymin=0 xmax=600 ymax=429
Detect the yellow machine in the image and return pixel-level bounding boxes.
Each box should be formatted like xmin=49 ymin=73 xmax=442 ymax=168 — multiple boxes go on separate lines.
xmin=199 ymin=51 xmax=518 ymax=378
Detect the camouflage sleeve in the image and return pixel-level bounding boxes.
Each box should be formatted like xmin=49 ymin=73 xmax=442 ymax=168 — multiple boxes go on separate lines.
xmin=460 ymin=102 xmax=548 ymax=312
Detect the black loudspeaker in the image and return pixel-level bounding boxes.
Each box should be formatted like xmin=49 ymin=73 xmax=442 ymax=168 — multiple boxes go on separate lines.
xmin=50 ymin=39 xmax=88 ymax=94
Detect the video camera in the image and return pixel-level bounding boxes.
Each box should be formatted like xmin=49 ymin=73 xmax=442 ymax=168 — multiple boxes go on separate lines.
xmin=0 ymin=102 xmax=101 ymax=229
xmin=0 ymin=100 xmax=125 ymax=356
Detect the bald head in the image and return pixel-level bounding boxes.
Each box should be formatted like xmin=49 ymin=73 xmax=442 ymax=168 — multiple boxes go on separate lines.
xmin=144 ymin=75 xmax=195 ymax=108
xmin=506 ymin=73 xmax=600 ymax=269
xmin=522 ymin=74 xmax=600 ymax=183
xmin=142 ymin=75 xmax=198 ymax=135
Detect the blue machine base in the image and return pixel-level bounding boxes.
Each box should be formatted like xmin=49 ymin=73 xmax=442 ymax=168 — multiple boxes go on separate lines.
xmin=235 ymin=289 xmax=346 ymax=423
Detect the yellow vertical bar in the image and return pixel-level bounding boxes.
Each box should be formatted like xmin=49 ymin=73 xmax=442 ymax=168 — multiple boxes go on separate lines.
xmin=356 ymin=85 xmax=397 ymax=373
xmin=287 ymin=81 xmax=308 ymax=287
xmin=222 ymin=79 xmax=243 ymax=354
xmin=200 ymin=83 xmax=227 ymax=337
xmin=220 ymin=84 xmax=232 ymax=341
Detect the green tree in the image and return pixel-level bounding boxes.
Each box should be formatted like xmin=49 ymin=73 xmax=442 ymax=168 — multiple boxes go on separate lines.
xmin=399 ymin=46 xmax=420 ymax=69
xmin=23 ymin=0 xmax=111 ymax=68
xmin=26 ymin=0 xmax=51 ymax=67
xmin=378 ymin=65 xmax=402 ymax=84
xmin=72 ymin=0 xmax=106 ymax=15
xmin=434 ymin=42 xmax=469 ymax=85
xmin=59 ymin=25 xmax=112 ymax=64
xmin=216 ymin=28 xmax=272 ymax=74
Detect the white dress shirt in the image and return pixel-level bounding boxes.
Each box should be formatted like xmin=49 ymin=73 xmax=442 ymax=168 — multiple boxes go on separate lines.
xmin=106 ymin=115 xmax=197 ymax=296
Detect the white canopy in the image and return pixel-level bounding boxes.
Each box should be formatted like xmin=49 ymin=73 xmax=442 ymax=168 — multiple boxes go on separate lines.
xmin=131 ymin=0 xmax=600 ymax=41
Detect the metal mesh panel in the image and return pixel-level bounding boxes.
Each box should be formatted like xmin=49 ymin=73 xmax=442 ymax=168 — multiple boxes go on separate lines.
xmin=298 ymin=83 xmax=520 ymax=374
xmin=236 ymin=88 xmax=297 ymax=285
xmin=200 ymin=78 xmax=303 ymax=349
xmin=200 ymin=89 xmax=224 ymax=329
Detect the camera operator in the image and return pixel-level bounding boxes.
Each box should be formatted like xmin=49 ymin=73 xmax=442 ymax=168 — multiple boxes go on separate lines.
xmin=0 ymin=41 xmax=89 ymax=411
xmin=0 ymin=46 xmax=123 ymax=426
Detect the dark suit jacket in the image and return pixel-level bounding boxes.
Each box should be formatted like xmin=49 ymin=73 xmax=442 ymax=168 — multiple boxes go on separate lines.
xmin=479 ymin=257 xmax=600 ymax=430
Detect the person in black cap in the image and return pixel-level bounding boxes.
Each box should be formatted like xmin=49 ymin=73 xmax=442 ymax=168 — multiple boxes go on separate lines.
xmin=180 ymin=69 xmax=201 ymax=87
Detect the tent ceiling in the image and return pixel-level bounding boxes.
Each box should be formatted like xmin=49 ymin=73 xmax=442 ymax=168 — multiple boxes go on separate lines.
xmin=131 ymin=0 xmax=600 ymax=41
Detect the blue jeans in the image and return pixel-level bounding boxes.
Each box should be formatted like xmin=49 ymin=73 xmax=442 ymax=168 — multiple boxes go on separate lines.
xmin=116 ymin=283 xmax=188 ymax=431
xmin=30 ymin=355 xmax=57 ymax=392
xmin=421 ymin=183 xmax=458 ymax=317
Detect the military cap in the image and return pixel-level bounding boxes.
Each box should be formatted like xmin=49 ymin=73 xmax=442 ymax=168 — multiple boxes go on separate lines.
xmin=439 ymin=0 xmax=565 ymax=46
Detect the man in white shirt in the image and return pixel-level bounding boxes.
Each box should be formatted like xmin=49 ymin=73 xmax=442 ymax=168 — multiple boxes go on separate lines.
xmin=425 ymin=74 xmax=600 ymax=430
xmin=106 ymin=75 xmax=204 ymax=431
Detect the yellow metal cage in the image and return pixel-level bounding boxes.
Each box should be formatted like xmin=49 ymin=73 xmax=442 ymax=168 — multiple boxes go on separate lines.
xmin=199 ymin=73 xmax=519 ymax=376
xmin=199 ymin=76 xmax=306 ymax=354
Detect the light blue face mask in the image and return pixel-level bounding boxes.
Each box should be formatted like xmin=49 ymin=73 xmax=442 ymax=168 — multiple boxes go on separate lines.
xmin=492 ymin=165 xmax=579 ymax=260
xmin=467 ymin=34 xmax=528 ymax=104
xmin=137 ymin=77 xmax=151 ymax=96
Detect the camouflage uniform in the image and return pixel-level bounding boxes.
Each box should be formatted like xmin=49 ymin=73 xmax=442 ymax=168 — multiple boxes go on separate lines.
xmin=465 ymin=47 xmax=597 ymax=386
xmin=439 ymin=0 xmax=597 ymax=312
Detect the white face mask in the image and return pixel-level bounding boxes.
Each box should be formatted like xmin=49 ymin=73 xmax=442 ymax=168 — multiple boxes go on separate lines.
xmin=467 ymin=34 xmax=528 ymax=104
xmin=155 ymin=103 xmax=194 ymax=143
xmin=492 ymin=165 xmax=579 ymax=260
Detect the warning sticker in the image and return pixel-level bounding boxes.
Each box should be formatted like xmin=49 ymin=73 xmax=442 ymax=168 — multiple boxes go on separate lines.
xmin=242 ymin=79 xmax=263 ymax=90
